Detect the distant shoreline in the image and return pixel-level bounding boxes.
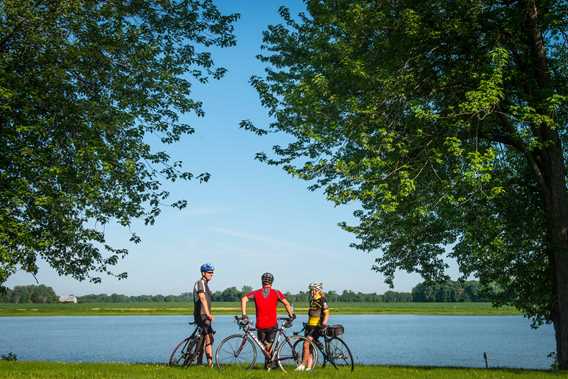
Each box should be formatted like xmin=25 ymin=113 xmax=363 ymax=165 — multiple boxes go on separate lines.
xmin=0 ymin=301 xmax=520 ymax=317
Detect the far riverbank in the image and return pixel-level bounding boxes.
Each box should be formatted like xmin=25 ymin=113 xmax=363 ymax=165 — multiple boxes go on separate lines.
xmin=0 ymin=302 xmax=519 ymax=317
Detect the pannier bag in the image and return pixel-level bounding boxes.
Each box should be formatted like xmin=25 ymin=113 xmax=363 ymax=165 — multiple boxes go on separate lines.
xmin=326 ymin=324 xmax=344 ymax=337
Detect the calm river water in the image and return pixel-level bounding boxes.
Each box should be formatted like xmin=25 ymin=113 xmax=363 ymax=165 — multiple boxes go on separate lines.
xmin=0 ymin=315 xmax=554 ymax=369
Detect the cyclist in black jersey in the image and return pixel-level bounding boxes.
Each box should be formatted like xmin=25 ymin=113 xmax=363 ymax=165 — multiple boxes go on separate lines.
xmin=192 ymin=263 xmax=215 ymax=367
xmin=296 ymin=282 xmax=329 ymax=371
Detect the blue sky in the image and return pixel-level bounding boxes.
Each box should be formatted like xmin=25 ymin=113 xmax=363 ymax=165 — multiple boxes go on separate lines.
xmin=7 ymin=0 xmax=436 ymax=296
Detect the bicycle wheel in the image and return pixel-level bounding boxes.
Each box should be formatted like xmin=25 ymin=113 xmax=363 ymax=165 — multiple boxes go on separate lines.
xmin=276 ymin=335 xmax=319 ymax=372
xmin=325 ymin=337 xmax=354 ymax=371
xmin=169 ymin=336 xmax=199 ymax=367
xmin=215 ymin=334 xmax=257 ymax=369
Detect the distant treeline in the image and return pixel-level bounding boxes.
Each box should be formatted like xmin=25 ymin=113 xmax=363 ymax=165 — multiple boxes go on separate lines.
xmin=411 ymin=280 xmax=491 ymax=302
xmin=0 ymin=285 xmax=57 ymax=304
xmin=77 ymin=287 xmax=414 ymax=303
xmin=77 ymin=286 xmax=255 ymax=303
xmin=1 ymin=280 xmax=497 ymax=304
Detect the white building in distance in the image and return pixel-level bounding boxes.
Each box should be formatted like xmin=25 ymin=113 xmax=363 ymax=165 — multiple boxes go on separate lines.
xmin=58 ymin=295 xmax=78 ymax=304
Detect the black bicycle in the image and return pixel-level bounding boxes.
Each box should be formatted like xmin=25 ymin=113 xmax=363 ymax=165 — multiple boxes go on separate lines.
xmin=169 ymin=322 xmax=213 ymax=367
xmin=296 ymin=323 xmax=354 ymax=372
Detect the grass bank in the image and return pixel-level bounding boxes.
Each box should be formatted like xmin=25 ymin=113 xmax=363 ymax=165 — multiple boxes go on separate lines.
xmin=0 ymin=362 xmax=565 ymax=379
xmin=0 ymin=302 xmax=519 ymax=317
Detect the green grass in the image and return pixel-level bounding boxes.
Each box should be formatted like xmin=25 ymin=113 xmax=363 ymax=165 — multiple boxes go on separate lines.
xmin=0 ymin=301 xmax=520 ymax=317
xmin=0 ymin=362 xmax=566 ymax=379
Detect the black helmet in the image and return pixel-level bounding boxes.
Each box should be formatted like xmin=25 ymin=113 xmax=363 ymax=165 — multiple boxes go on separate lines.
xmin=261 ymin=272 xmax=274 ymax=285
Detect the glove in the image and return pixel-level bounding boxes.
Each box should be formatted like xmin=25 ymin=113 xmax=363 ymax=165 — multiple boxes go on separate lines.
xmin=290 ymin=313 xmax=296 ymax=320
xmin=239 ymin=315 xmax=249 ymax=327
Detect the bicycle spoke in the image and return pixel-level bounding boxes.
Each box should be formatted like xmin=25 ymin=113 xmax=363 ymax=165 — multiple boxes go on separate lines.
xmin=277 ymin=336 xmax=318 ymax=372
xmin=215 ymin=334 xmax=256 ymax=369
xmin=169 ymin=337 xmax=196 ymax=367
xmin=326 ymin=337 xmax=354 ymax=371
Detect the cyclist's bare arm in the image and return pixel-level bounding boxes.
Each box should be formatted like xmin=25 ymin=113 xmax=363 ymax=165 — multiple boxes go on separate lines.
xmin=198 ymin=292 xmax=213 ymax=321
xmin=322 ymin=309 xmax=330 ymax=326
xmin=280 ymin=298 xmax=295 ymax=318
xmin=240 ymin=295 xmax=249 ymax=316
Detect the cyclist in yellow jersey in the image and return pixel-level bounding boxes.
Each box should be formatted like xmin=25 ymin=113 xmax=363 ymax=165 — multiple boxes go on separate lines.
xmin=296 ymin=282 xmax=329 ymax=371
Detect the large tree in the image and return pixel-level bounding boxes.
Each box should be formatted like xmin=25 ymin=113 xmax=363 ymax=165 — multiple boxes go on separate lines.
xmin=247 ymin=0 xmax=568 ymax=367
xmin=0 ymin=1 xmax=237 ymax=285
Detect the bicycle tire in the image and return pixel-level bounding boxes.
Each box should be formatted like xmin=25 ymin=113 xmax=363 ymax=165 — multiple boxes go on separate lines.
xmin=276 ymin=335 xmax=319 ymax=372
xmin=169 ymin=336 xmax=199 ymax=367
xmin=325 ymin=337 xmax=354 ymax=371
xmin=215 ymin=334 xmax=257 ymax=369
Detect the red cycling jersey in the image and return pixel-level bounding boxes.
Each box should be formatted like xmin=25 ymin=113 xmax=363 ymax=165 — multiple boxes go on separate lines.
xmin=246 ymin=287 xmax=286 ymax=329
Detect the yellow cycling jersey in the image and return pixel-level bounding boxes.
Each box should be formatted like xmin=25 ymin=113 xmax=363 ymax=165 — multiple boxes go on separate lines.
xmin=307 ymin=293 xmax=330 ymax=326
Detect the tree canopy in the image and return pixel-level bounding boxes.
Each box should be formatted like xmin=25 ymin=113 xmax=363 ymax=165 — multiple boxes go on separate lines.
xmin=0 ymin=284 xmax=57 ymax=303
xmin=247 ymin=0 xmax=568 ymax=366
xmin=0 ymin=1 xmax=238 ymax=285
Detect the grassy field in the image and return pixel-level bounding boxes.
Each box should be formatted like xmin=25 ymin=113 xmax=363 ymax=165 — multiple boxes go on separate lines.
xmin=0 ymin=301 xmax=520 ymax=317
xmin=1 ymin=362 xmax=566 ymax=379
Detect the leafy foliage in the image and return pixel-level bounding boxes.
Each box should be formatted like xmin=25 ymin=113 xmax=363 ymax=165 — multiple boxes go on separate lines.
xmin=0 ymin=1 xmax=238 ymax=285
xmin=0 ymin=284 xmax=58 ymax=303
xmin=0 ymin=352 xmax=17 ymax=361
xmin=247 ymin=0 xmax=567 ymax=326
xmin=412 ymin=280 xmax=490 ymax=302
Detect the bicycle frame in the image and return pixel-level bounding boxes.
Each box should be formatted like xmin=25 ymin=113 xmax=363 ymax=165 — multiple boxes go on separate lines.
xmin=169 ymin=321 xmax=213 ymax=367
xmin=298 ymin=324 xmax=347 ymax=369
xmin=313 ymin=335 xmax=331 ymax=361
xmin=235 ymin=317 xmax=295 ymax=362
xmin=217 ymin=316 xmax=320 ymax=372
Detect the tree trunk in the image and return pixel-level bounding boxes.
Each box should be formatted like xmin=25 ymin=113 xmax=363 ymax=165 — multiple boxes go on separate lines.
xmin=553 ymin=246 xmax=568 ymax=369
xmin=538 ymin=143 xmax=568 ymax=369
xmin=521 ymin=0 xmax=568 ymax=368
xmin=546 ymin=167 xmax=568 ymax=369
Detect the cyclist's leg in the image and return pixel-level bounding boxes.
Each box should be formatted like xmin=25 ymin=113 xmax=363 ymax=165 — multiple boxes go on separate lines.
xmin=203 ymin=318 xmax=215 ymax=367
xmin=303 ymin=326 xmax=319 ymax=369
xmin=257 ymin=328 xmax=276 ymax=369
xmin=204 ymin=332 xmax=214 ymax=367
xmin=197 ymin=316 xmax=215 ymax=367
xmin=303 ymin=336 xmax=313 ymax=367
xmin=257 ymin=329 xmax=269 ymax=368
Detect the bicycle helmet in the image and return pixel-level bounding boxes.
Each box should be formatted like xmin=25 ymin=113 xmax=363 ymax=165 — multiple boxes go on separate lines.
xmin=309 ymin=282 xmax=323 ymax=291
xmin=261 ymin=272 xmax=274 ymax=285
xmin=200 ymin=263 xmax=215 ymax=273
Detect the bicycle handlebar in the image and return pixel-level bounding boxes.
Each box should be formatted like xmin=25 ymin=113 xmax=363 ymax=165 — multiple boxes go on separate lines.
xmin=233 ymin=315 xmax=295 ymax=330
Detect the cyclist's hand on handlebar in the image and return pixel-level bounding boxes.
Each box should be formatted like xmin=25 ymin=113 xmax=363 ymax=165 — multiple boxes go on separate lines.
xmin=239 ymin=315 xmax=249 ymax=326
xmin=290 ymin=313 xmax=296 ymax=320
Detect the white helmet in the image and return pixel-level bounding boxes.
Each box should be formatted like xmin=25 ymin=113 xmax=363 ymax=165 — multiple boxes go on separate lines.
xmin=308 ymin=282 xmax=323 ymax=291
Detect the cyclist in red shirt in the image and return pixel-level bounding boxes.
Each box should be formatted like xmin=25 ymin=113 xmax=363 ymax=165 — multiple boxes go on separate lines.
xmin=240 ymin=272 xmax=295 ymax=367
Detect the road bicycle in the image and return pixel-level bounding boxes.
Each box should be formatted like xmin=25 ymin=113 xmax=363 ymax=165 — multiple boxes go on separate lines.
xmin=296 ymin=323 xmax=354 ymax=372
xmin=169 ymin=321 xmax=213 ymax=367
xmin=215 ymin=316 xmax=319 ymax=372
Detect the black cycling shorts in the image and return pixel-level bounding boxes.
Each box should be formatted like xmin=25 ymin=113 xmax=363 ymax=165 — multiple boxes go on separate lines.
xmin=304 ymin=325 xmax=324 ymax=339
xmin=257 ymin=328 xmax=277 ymax=344
xmin=195 ymin=315 xmax=214 ymax=334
